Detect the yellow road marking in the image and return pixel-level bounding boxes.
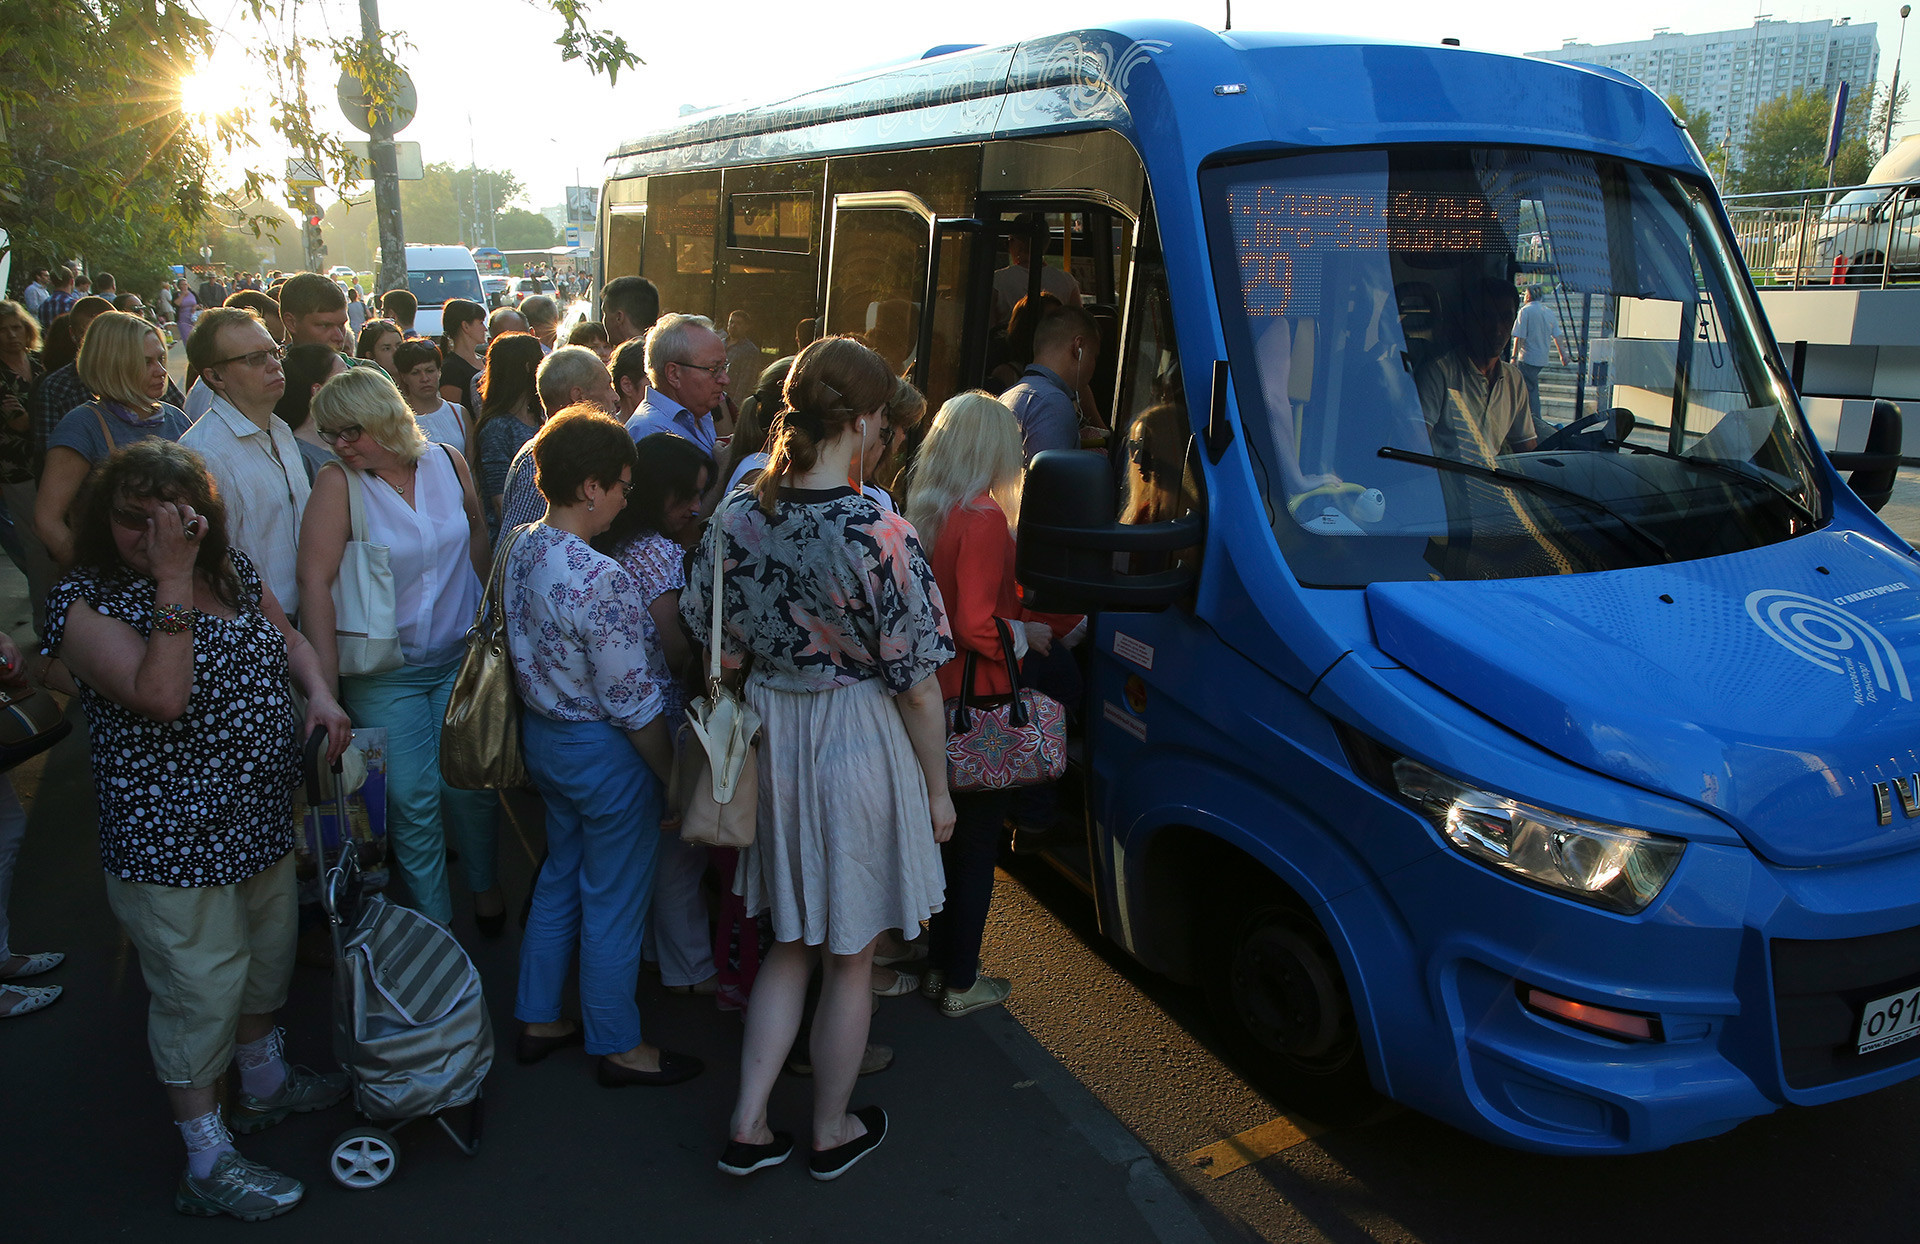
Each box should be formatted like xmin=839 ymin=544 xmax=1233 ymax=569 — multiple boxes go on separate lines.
xmin=1186 ymin=1115 xmax=1326 ymax=1179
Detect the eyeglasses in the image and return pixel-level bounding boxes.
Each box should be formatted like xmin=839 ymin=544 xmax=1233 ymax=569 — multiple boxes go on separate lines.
xmin=877 ymin=422 xmax=896 ymax=447
xmin=673 ymin=359 xmax=729 ymax=380
xmin=110 ymin=507 xmax=152 ymax=531
xmin=210 ymin=345 xmax=286 ymax=370
xmin=319 ymin=424 xmax=364 ymax=445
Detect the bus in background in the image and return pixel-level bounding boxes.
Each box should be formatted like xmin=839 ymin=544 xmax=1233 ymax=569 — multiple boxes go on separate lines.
xmin=472 ymin=246 xmax=509 ymax=307
xmin=598 ymin=22 xmax=1920 ymax=1154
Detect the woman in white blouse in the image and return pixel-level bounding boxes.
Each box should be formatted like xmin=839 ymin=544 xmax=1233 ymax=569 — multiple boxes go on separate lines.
xmin=502 ymin=409 xmax=701 ymax=1088
xmin=294 ymin=366 xmax=502 ymax=933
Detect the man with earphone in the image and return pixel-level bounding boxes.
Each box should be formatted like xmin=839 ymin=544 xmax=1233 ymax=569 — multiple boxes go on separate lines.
xmin=998 ymin=301 xmax=1101 ymax=463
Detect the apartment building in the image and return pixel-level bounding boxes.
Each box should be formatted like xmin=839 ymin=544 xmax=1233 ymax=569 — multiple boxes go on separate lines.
xmin=1530 ymin=18 xmax=1879 ymax=157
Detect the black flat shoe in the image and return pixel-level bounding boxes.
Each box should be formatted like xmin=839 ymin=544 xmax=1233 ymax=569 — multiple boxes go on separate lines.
xmin=809 ymin=1105 xmax=887 ymax=1181
xmin=515 ymin=1023 xmax=584 ymax=1065
xmin=597 ymin=1050 xmax=704 ymax=1088
xmin=717 ymin=1130 xmax=794 ymax=1176
xmin=474 ymin=908 xmax=506 ymax=939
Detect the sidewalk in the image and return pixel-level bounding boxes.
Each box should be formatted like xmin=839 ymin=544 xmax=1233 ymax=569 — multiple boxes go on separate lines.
xmin=0 ymin=564 xmax=1205 ymax=1240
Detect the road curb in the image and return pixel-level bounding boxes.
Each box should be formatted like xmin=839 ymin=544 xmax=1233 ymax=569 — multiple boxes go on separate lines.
xmin=988 ymin=1011 xmax=1220 ymax=1244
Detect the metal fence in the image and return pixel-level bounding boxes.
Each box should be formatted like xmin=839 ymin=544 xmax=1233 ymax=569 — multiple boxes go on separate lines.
xmin=1725 ymin=182 xmax=1916 ymax=289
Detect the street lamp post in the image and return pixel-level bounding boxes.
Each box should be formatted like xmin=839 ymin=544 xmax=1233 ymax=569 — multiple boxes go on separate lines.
xmin=1888 ymin=6 xmax=1913 ymax=158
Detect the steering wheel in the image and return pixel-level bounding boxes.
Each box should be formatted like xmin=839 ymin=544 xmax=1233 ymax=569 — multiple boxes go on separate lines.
xmin=1537 ymin=408 xmax=1631 ymax=454
xmin=1286 ymin=480 xmax=1367 ymax=518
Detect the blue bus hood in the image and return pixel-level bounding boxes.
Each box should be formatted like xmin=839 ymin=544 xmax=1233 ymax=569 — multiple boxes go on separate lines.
xmin=1365 ymin=530 xmax=1920 ymax=866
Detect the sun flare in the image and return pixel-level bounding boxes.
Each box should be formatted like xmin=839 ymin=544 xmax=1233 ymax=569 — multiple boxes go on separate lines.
xmin=178 ymin=66 xmax=245 ymax=117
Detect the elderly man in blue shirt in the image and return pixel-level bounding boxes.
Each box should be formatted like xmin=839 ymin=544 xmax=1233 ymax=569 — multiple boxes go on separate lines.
xmin=1000 ymin=302 xmax=1102 ymax=462
xmin=625 ymin=313 xmax=730 ymax=461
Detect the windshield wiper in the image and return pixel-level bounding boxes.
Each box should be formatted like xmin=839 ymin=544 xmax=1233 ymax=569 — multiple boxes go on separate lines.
xmin=1377 ymin=446 xmax=1672 ymax=562
xmin=1614 ymin=441 xmax=1819 ymax=526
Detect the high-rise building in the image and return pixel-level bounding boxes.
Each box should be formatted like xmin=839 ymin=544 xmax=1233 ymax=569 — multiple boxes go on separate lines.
xmin=1530 ymin=19 xmax=1879 ymax=160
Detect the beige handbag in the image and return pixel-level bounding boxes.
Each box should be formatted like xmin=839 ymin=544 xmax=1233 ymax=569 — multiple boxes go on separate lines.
xmin=677 ymin=521 xmax=761 ymax=848
xmin=440 ymin=525 xmax=529 ymax=790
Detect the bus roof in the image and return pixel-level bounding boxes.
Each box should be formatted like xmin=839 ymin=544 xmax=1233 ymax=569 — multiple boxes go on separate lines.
xmin=606 ymin=20 xmax=1697 ymax=180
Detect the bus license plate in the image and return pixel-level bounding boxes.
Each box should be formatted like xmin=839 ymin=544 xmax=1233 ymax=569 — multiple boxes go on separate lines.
xmin=1856 ymin=985 xmax=1920 ymax=1054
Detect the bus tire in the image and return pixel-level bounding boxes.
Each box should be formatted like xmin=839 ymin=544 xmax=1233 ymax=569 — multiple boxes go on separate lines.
xmin=1202 ymin=896 xmax=1374 ymax=1121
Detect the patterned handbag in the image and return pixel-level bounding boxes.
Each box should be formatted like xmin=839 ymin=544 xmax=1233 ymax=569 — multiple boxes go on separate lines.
xmin=943 ymin=618 xmax=1067 ymax=794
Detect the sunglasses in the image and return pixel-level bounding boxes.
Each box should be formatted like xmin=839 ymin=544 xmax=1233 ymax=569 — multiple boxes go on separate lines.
xmin=320 ymin=424 xmax=365 ymax=445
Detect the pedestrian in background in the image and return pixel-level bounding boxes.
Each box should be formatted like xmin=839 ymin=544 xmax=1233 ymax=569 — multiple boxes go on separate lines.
xmin=474 ymin=332 xmax=546 ymax=528
xmin=298 ymin=366 xmax=501 ymax=931
xmin=355 ymin=318 xmax=402 ymax=377
xmin=0 ymin=300 xmax=60 ymax=629
xmin=45 ymin=439 xmax=352 ymax=1221
xmin=36 ymin=310 xmax=191 ymax=569
xmin=0 ymin=624 xmax=57 ymax=1019
xmin=506 ymin=409 xmax=702 ymax=1088
xmin=437 ymin=298 xmax=487 ymax=408
xmin=395 ymin=337 xmax=476 ymax=465
xmin=693 ymin=336 xmax=955 ymax=1182
xmin=346 ymin=286 xmax=368 ymax=335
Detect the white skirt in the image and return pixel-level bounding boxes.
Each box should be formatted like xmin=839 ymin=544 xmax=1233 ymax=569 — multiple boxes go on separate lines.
xmin=738 ymin=677 xmax=946 ymax=954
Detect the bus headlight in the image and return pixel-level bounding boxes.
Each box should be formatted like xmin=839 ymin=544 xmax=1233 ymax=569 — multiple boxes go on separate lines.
xmin=1391 ymin=759 xmax=1685 ymax=914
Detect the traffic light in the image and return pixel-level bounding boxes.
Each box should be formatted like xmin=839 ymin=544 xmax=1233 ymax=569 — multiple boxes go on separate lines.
xmin=305 ymin=213 xmax=326 ymax=261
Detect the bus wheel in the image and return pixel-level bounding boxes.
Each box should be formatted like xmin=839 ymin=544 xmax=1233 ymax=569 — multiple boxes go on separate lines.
xmin=1203 ymin=899 xmax=1373 ymax=1120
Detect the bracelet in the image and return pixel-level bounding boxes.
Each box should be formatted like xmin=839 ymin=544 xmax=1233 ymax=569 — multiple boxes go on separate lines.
xmin=152 ymin=603 xmax=194 ymax=635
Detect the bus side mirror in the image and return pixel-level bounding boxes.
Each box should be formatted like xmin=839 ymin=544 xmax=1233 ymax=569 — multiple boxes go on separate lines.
xmin=1827 ymin=399 xmax=1903 ymax=513
xmin=1015 ymin=450 xmax=1203 ymax=614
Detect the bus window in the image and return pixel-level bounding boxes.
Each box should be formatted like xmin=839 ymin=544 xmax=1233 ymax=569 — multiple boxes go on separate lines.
xmin=718 ymin=162 xmax=822 ymax=387
xmin=1115 ymin=208 xmax=1202 ymax=568
xmin=603 ymin=210 xmax=645 ymax=283
xmin=984 ymin=205 xmax=1131 ymax=416
xmin=824 ymin=196 xmax=931 ymax=380
xmin=641 ymin=171 xmax=720 ymax=320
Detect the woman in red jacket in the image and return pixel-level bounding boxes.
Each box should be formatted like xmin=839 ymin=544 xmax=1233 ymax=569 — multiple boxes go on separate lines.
xmin=905 ymin=392 xmax=1080 ymax=1016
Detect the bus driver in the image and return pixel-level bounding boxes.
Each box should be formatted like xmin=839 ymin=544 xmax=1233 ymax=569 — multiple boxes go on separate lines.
xmin=1414 ymin=277 xmax=1536 ymax=463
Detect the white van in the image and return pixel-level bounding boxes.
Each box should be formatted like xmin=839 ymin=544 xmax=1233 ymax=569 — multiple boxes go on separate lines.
xmin=382 ymin=244 xmax=483 ymax=337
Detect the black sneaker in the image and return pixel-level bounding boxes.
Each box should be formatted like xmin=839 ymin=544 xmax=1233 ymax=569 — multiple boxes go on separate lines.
xmin=809 ymin=1106 xmax=887 ymax=1181
xmin=718 ymin=1130 xmax=794 ymax=1176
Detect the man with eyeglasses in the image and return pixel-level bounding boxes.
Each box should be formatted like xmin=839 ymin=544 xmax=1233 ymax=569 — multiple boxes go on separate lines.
xmin=180 ymin=309 xmax=312 ymax=619
xmin=626 ymin=313 xmax=728 ymax=462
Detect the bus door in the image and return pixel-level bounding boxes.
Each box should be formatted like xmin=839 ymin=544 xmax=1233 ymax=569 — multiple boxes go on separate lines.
xmin=1014 ymin=197 xmax=1205 ymax=912
xmin=975 ymin=199 xmax=1135 ymax=423
xmin=822 ymin=192 xmax=980 ymax=415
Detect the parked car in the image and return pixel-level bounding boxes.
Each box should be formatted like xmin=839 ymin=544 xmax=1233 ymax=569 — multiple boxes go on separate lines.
xmin=327 ymin=265 xmax=358 ymax=284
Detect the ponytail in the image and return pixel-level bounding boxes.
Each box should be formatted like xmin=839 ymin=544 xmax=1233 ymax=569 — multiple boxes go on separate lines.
xmin=753 ymin=335 xmax=895 ymax=515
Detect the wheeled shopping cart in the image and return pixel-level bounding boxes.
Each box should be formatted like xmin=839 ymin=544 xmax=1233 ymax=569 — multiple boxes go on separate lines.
xmin=307 ymin=728 xmax=494 ymax=1189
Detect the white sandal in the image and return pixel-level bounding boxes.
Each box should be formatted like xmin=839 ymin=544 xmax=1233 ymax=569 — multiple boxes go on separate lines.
xmin=0 ymin=984 xmax=62 ymax=1018
xmin=0 ymin=951 xmax=65 ymax=980
xmin=871 ymin=969 xmax=921 ymax=997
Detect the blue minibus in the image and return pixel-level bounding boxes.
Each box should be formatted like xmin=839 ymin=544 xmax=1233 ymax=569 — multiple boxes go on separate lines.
xmin=598 ymin=21 xmax=1919 ymax=1153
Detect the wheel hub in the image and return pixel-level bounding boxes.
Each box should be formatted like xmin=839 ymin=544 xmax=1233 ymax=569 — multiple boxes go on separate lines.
xmin=1231 ymin=924 xmax=1343 ymax=1059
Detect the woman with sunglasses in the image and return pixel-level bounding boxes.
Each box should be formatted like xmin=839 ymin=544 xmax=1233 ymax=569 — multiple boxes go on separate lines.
xmin=295 ymin=366 xmax=503 ymax=934
xmin=45 ymin=439 xmax=352 ymax=1220
xmin=35 ymin=310 xmax=191 ymax=568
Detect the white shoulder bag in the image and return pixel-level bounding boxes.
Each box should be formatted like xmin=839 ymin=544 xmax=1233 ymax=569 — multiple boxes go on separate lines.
xmin=332 ymin=465 xmax=403 ymax=677
xmin=676 ymin=520 xmax=761 ymax=847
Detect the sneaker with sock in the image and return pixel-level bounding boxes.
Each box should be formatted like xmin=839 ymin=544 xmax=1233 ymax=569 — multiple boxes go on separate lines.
xmin=175 ymin=1151 xmax=305 ymax=1221
xmin=231 ymin=1064 xmax=351 ymax=1134
xmin=940 ymin=975 xmax=1012 ymax=1017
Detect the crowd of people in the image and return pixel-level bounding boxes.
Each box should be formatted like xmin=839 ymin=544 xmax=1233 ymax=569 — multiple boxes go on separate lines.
xmin=0 ymin=257 xmax=1122 ymax=1217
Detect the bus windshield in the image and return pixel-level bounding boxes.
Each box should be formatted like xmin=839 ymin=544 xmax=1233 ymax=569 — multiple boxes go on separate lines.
xmin=1203 ymin=146 xmax=1824 ymax=587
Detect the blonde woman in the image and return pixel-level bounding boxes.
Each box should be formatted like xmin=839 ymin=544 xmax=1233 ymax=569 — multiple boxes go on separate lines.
xmin=295 ymin=366 xmax=503 ymax=933
xmin=905 ymin=392 xmax=1082 ymax=1015
xmin=687 ymin=336 xmax=955 ymax=1180
xmin=36 ymin=310 xmax=191 ymax=567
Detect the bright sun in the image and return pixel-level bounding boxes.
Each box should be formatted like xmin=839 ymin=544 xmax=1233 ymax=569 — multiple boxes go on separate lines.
xmin=178 ymin=67 xmax=245 ymax=117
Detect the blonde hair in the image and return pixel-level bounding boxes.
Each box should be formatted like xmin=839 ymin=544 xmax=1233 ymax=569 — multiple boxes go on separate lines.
xmin=0 ymin=300 xmax=43 ymax=354
xmin=756 ymin=336 xmax=894 ymax=515
xmin=76 ymin=311 xmax=164 ymax=413
xmin=310 ymin=365 xmax=428 ymax=464
xmin=903 ymin=391 xmax=1024 ymax=549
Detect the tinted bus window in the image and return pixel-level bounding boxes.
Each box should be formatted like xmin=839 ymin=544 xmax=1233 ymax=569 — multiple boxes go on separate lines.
xmin=719 ymin=162 xmax=823 ymax=385
xmin=643 ymin=171 xmax=720 ymax=318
